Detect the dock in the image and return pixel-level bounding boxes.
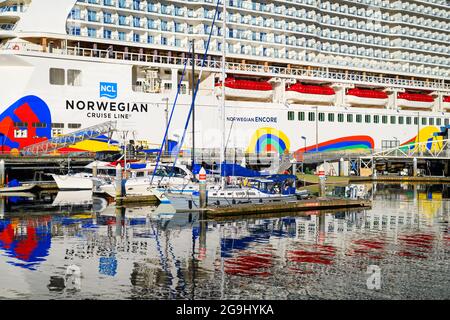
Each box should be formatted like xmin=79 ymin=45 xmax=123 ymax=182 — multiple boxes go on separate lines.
xmin=206 ymin=198 xmax=371 ymax=217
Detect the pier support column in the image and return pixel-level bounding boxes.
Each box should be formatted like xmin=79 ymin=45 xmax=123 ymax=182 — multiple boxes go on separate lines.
xmin=0 ymin=197 xmax=4 ymax=220
xmin=292 ymin=162 xmax=297 ymax=176
xmin=92 ymin=161 xmax=98 ymax=177
xmin=413 ymin=157 xmax=418 ymax=177
xmin=319 ymin=171 xmax=326 ymax=198
xmin=339 ymin=158 xmax=345 ymax=176
xmin=0 ymin=159 xmax=4 ymax=187
xmin=199 ymin=167 xmax=207 ymax=208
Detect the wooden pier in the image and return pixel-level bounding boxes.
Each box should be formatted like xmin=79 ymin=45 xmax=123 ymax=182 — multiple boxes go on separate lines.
xmin=206 ymin=198 xmax=371 ymax=217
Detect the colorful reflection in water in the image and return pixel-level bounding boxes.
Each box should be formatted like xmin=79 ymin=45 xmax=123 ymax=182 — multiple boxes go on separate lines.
xmin=0 ymin=183 xmax=448 ymax=299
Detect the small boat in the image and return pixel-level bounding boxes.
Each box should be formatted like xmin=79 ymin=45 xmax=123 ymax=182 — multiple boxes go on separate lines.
xmin=346 ymin=88 xmax=388 ymax=107
xmin=285 ymin=83 xmax=335 ymax=104
xmin=0 ymin=183 xmax=36 ymax=193
xmin=214 ymin=77 xmax=273 ymax=101
xmin=397 ymin=92 xmax=434 ymax=109
xmin=51 ymin=173 xmax=104 ymax=190
xmin=165 ymin=175 xmax=307 ymax=211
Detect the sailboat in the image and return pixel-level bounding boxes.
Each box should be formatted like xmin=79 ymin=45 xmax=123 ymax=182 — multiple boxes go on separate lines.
xmin=163 ymin=1 xmax=306 ymax=210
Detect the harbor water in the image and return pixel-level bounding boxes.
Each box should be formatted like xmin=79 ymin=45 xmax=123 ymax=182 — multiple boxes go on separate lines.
xmin=0 ymin=183 xmax=448 ymax=300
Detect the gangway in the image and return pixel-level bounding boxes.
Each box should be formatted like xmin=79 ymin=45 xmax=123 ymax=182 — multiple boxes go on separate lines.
xmin=22 ymin=121 xmax=117 ymax=156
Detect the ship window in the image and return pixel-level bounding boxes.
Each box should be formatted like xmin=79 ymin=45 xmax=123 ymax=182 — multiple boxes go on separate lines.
xmin=414 ymin=117 xmax=419 ymax=125
xmin=308 ymin=112 xmax=315 ymax=121
xmin=365 ymin=115 xmax=371 ymax=123
xmin=437 ymin=118 xmax=441 ymax=126
xmin=390 ymin=116 xmax=396 ymax=124
xmin=49 ymin=68 xmax=65 ymax=85
xmin=67 ymin=69 xmax=82 ymax=86
xmin=382 ymin=115 xmax=388 ymax=124
xmin=406 ymin=117 xmax=411 ymax=125
xmin=298 ymin=112 xmax=305 ymax=121
xmin=374 ymin=115 xmax=380 ymax=124
xmin=445 ymin=119 xmax=449 ymax=126
xmin=51 ymin=123 xmax=65 ymax=128
xmin=429 ymin=118 xmax=434 ymax=125
xmin=328 ymin=113 xmax=334 ymax=122
xmin=398 ymin=116 xmax=404 ymax=125
xmin=347 ymin=114 xmax=353 ymax=122
xmin=32 ymin=122 xmax=47 ymax=128
xmin=422 ymin=117 xmax=427 ymax=125
xmin=288 ymin=111 xmax=295 ymax=120
xmin=338 ymin=113 xmax=344 ymax=122
xmin=318 ymin=112 xmax=325 ymax=122
xmin=356 ymin=114 xmax=362 ymax=123
xmin=14 ymin=122 xmax=27 ymax=127
xmin=68 ymin=123 xmax=81 ymax=129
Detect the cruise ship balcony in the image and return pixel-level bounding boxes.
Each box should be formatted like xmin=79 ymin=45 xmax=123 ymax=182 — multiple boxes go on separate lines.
xmin=214 ymin=77 xmax=273 ymax=101
xmin=397 ymin=92 xmax=435 ymax=109
xmin=285 ymin=83 xmax=335 ymax=105
xmin=345 ymin=88 xmax=389 ymax=107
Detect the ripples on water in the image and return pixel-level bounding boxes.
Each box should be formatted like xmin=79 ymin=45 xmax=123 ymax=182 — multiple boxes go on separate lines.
xmin=0 ymin=183 xmax=448 ymax=300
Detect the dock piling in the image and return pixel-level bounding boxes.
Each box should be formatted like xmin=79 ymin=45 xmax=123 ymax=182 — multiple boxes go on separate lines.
xmin=115 ymin=164 xmax=123 ymax=200
xmin=92 ymin=161 xmax=98 ymax=177
xmin=413 ymin=157 xmax=418 ymax=177
xmin=0 ymin=159 xmax=4 ymax=187
xmin=199 ymin=167 xmax=207 ymax=208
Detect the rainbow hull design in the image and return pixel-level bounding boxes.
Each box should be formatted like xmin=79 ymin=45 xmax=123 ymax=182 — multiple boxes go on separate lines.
xmin=246 ymin=127 xmax=291 ymax=154
xmin=295 ymin=136 xmax=375 ymax=154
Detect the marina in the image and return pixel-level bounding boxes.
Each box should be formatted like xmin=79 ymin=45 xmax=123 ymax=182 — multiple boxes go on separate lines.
xmin=0 ymin=0 xmax=449 ymax=302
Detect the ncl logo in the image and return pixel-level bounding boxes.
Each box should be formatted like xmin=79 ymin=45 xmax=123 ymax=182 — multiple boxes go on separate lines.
xmin=100 ymin=82 xmax=117 ymax=99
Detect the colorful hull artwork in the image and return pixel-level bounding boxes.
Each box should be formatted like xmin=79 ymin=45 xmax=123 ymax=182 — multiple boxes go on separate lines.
xmin=246 ymin=127 xmax=291 ymax=154
xmin=294 ymin=135 xmax=375 ymax=155
xmin=400 ymin=126 xmax=443 ymax=152
xmin=0 ymin=95 xmax=51 ymax=154
xmin=0 ymin=96 xmax=119 ymax=154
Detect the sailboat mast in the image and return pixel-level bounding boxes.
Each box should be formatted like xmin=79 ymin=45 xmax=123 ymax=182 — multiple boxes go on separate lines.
xmin=192 ymin=40 xmax=195 ymax=172
xmin=220 ymin=0 xmax=226 ymax=188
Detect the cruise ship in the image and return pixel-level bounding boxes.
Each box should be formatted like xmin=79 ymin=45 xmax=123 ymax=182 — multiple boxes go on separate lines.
xmin=0 ymin=0 xmax=449 ymax=157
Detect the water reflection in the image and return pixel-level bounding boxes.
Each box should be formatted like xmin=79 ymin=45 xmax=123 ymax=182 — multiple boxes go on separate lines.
xmin=0 ymin=184 xmax=448 ymax=299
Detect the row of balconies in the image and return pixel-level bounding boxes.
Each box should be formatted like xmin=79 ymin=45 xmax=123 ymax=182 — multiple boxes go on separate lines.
xmin=71 ymin=6 xmax=450 ymax=46
xmin=76 ymin=0 xmax=450 ymax=32
xmin=64 ymin=26 xmax=450 ymax=77
xmin=66 ymin=23 xmax=450 ymax=70
xmin=70 ymin=14 xmax=450 ymax=58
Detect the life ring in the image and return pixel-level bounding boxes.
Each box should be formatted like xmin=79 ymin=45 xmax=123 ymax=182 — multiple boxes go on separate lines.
xmin=12 ymin=44 xmax=20 ymax=50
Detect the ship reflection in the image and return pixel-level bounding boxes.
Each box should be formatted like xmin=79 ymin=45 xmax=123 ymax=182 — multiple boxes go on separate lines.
xmin=0 ymin=184 xmax=447 ymax=299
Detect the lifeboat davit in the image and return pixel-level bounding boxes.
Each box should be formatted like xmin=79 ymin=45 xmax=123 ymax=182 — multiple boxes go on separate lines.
xmin=397 ymin=92 xmax=434 ymax=109
xmin=346 ymin=88 xmax=388 ymax=107
xmin=285 ymin=83 xmax=335 ymax=105
xmin=442 ymin=96 xmax=450 ymax=111
xmin=215 ymin=77 xmax=273 ymax=101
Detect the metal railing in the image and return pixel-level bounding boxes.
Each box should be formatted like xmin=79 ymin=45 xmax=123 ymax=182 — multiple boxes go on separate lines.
xmin=370 ymin=138 xmax=450 ymax=159
xmin=22 ymin=121 xmax=117 ymax=156
xmin=2 ymin=42 xmax=449 ymax=91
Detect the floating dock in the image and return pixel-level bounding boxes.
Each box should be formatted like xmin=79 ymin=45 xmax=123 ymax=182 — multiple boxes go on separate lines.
xmin=349 ymin=176 xmax=450 ymax=183
xmin=205 ymin=198 xmax=371 ymax=218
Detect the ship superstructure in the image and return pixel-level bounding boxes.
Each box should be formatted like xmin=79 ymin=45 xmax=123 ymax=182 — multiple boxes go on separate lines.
xmin=0 ymin=0 xmax=449 ymax=156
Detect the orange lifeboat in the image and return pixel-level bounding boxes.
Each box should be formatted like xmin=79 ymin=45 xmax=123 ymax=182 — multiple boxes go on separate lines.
xmin=215 ymin=77 xmax=273 ymax=101
xmin=285 ymin=83 xmax=335 ymax=105
xmin=346 ymin=88 xmax=388 ymax=107
xmin=397 ymin=92 xmax=434 ymax=109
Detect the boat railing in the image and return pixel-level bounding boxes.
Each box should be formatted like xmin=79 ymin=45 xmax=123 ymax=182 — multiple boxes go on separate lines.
xmin=2 ymin=41 xmax=449 ymax=91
